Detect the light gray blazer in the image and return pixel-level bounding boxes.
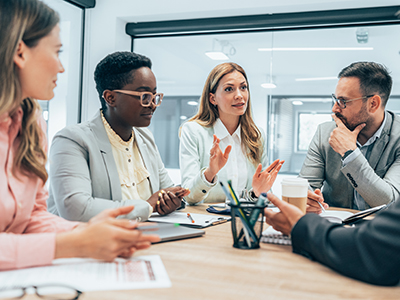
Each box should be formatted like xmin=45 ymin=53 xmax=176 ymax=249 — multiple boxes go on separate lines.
xmin=299 ymin=111 xmax=400 ymax=209
xmin=47 ymin=111 xmax=174 ymax=221
xmin=179 ymin=121 xmax=268 ymax=204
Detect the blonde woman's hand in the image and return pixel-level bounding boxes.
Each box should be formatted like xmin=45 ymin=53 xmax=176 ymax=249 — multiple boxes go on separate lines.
xmin=252 ymin=159 xmax=284 ymax=197
xmin=204 ymin=134 xmax=232 ymax=183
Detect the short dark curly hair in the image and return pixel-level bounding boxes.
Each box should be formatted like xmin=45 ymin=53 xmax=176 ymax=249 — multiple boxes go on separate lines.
xmin=94 ymin=51 xmax=152 ymax=110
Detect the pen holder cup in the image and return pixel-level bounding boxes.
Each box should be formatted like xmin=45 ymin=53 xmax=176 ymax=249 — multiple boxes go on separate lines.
xmin=229 ymin=202 xmax=267 ymax=250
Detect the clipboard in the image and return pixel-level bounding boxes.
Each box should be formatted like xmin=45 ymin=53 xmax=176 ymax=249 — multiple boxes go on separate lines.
xmin=148 ymin=211 xmax=231 ymax=228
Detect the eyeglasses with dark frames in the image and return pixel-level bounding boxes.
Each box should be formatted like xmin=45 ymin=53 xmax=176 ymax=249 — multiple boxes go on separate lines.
xmin=113 ymin=90 xmax=163 ymax=107
xmin=331 ymin=94 xmax=374 ymax=109
xmin=0 ymin=284 xmax=82 ymax=300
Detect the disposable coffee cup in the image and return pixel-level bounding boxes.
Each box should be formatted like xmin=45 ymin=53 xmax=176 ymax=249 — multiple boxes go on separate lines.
xmin=281 ymin=178 xmax=308 ymax=213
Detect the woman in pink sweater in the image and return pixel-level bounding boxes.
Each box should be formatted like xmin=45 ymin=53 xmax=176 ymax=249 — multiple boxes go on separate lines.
xmin=0 ymin=0 xmax=159 ymax=271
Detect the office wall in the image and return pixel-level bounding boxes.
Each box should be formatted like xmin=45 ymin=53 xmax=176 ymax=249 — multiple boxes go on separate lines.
xmin=78 ymin=1 xmax=400 ymax=178
xmin=79 ymin=0 xmax=400 ymax=123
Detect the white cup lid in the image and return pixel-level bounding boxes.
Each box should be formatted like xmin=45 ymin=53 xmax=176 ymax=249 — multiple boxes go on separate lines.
xmin=281 ymin=178 xmax=308 ymax=186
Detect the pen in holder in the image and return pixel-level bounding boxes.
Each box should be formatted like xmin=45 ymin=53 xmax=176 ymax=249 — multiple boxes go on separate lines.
xmin=229 ymin=200 xmax=267 ymax=250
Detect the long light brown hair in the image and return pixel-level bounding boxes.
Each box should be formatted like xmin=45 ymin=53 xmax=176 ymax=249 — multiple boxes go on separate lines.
xmin=0 ymin=0 xmax=59 ymax=183
xmin=188 ymin=62 xmax=263 ymax=165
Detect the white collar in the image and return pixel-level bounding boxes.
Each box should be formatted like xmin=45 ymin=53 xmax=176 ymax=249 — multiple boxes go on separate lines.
xmin=213 ymin=118 xmax=241 ymax=141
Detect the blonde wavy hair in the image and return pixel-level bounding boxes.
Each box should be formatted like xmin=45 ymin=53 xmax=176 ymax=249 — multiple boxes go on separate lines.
xmin=187 ymin=62 xmax=263 ymax=165
xmin=0 ymin=0 xmax=59 ymax=183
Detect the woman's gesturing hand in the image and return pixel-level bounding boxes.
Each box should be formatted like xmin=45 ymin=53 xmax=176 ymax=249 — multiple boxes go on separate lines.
xmin=252 ymin=159 xmax=284 ymax=197
xmin=204 ymin=134 xmax=232 ymax=183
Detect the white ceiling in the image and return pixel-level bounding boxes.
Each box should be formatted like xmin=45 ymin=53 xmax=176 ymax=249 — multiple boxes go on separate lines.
xmin=93 ymin=1 xmax=400 ymax=106
xmin=97 ymin=0 xmax=400 ymax=23
xmin=134 ymin=24 xmax=400 ymax=97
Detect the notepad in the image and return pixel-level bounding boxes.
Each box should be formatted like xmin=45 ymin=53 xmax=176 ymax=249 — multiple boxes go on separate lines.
xmin=261 ymin=205 xmax=388 ymax=245
xmin=149 ymin=211 xmax=231 ymax=228
xmin=261 ymin=226 xmax=291 ymax=245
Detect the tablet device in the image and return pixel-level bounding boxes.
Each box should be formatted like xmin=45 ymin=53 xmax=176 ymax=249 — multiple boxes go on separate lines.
xmin=141 ymin=223 xmax=205 ymax=243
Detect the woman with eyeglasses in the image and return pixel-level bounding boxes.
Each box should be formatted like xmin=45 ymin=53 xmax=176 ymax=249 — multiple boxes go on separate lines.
xmin=0 ymin=0 xmax=159 ymax=271
xmin=47 ymin=51 xmax=189 ymax=222
xmin=179 ymin=62 xmax=284 ymax=204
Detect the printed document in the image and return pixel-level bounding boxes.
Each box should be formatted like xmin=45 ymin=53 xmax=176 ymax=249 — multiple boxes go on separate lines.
xmin=0 ymin=255 xmax=170 ymax=293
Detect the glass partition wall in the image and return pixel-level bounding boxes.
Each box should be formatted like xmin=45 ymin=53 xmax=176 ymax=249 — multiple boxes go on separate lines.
xmin=40 ymin=0 xmax=84 ymax=147
xmin=134 ymin=23 xmax=400 ymax=174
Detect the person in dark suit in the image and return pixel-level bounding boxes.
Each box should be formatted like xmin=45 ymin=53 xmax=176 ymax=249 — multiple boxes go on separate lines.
xmin=300 ymin=62 xmax=400 ymax=213
xmin=264 ymin=193 xmax=400 ymax=286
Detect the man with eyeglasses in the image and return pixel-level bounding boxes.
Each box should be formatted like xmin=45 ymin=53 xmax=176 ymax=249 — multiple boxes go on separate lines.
xmin=299 ymin=61 xmax=400 ymax=211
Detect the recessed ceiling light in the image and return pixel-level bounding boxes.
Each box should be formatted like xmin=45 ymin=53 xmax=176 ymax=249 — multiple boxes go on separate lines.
xmin=187 ymin=101 xmax=198 ymax=106
xmin=261 ymin=83 xmax=277 ymax=89
xmin=292 ymin=101 xmax=303 ymax=105
xmin=42 ymin=111 xmax=49 ymax=121
xmin=258 ymin=47 xmax=373 ymax=51
xmin=205 ymin=51 xmax=229 ymax=60
xmin=295 ymin=77 xmax=337 ymax=81
xmin=180 ymin=115 xmax=187 ymax=120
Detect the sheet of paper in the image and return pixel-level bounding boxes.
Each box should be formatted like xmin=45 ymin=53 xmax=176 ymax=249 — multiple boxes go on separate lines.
xmin=266 ymin=207 xmax=353 ymax=223
xmin=149 ymin=211 xmax=230 ymax=227
xmin=0 ymin=255 xmax=170 ymax=293
xmin=209 ymin=203 xmax=226 ymax=208
xmin=320 ymin=210 xmax=354 ymax=223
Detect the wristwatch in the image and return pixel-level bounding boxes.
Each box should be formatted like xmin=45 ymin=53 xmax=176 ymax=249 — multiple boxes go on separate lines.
xmin=342 ymin=149 xmax=353 ymax=160
xmin=246 ymin=188 xmax=259 ymax=202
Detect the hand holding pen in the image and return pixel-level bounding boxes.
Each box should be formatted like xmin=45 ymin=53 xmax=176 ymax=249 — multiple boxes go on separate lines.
xmin=306 ymin=188 xmax=328 ymax=213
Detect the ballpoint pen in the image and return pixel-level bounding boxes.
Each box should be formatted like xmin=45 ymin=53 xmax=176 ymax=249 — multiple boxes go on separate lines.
xmin=248 ymin=193 xmax=267 ymax=226
xmin=317 ymin=200 xmax=326 ymax=213
xmin=226 ymin=180 xmax=258 ymax=243
xmin=220 ymin=182 xmax=253 ymax=247
xmin=308 ymin=185 xmax=325 ymax=213
xmin=187 ymin=213 xmax=195 ymax=223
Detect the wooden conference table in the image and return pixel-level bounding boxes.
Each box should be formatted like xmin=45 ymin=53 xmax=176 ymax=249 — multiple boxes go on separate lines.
xmin=37 ymin=205 xmax=400 ymax=299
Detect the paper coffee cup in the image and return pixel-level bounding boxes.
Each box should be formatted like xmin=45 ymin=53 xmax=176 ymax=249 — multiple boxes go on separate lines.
xmin=281 ymin=178 xmax=308 ymax=213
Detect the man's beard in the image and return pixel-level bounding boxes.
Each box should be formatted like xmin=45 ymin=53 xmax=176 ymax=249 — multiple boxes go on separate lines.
xmin=335 ymin=106 xmax=369 ymax=132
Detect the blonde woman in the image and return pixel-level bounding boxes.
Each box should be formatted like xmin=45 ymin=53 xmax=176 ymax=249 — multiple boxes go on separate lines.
xmin=179 ymin=63 xmax=284 ymax=204
xmin=0 ymin=0 xmax=158 ymax=270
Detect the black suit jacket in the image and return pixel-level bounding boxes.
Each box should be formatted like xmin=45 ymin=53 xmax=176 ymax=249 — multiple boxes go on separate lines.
xmin=291 ymin=200 xmax=400 ymax=286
